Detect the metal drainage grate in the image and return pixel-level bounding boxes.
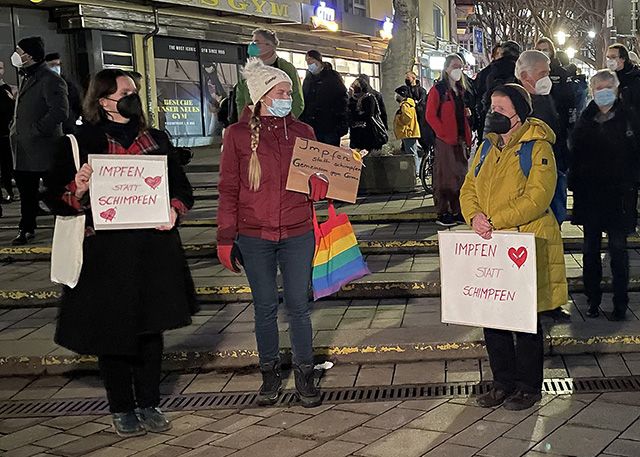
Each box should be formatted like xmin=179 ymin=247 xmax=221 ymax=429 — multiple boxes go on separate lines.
xmin=1 ymin=376 xmax=640 ymax=418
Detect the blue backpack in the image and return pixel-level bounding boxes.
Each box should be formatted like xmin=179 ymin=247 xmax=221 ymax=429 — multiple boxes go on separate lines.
xmin=474 ymin=140 xmax=567 ymax=224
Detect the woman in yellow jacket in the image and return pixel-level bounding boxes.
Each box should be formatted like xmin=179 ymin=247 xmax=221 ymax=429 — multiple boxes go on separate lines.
xmin=393 ymin=86 xmax=421 ymax=174
xmin=460 ymin=84 xmax=568 ymax=411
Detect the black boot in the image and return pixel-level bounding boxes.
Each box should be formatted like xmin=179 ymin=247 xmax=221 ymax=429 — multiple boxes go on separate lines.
xmin=257 ymin=361 xmax=282 ymax=406
xmin=294 ymin=364 xmax=321 ymax=408
xmin=586 ymin=301 xmax=600 ymax=318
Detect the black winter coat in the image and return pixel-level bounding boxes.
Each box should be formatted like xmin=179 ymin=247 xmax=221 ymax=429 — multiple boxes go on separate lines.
xmin=0 ymin=84 xmax=13 ymax=137
xmin=569 ymin=101 xmax=640 ymax=232
xmin=531 ymin=94 xmax=569 ymax=171
xmin=62 ymin=75 xmax=83 ymax=134
xmin=481 ymin=56 xmax=518 ymax=114
xmin=616 ymin=62 xmax=640 ymax=112
xmin=348 ymin=93 xmax=386 ymax=150
xmin=549 ymin=59 xmax=576 ymax=136
xmin=300 ymin=66 xmax=348 ymax=137
xmin=45 ymin=123 xmax=197 ymax=356
xmin=10 ymin=62 xmax=68 ymax=172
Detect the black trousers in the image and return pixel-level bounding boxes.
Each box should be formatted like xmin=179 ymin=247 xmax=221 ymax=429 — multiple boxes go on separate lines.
xmin=484 ymin=318 xmax=544 ymax=394
xmin=0 ymin=136 xmax=12 ymax=196
xmin=98 ymin=334 xmax=163 ymax=414
xmin=14 ymin=170 xmax=47 ymax=232
xmin=583 ymin=224 xmax=629 ymax=312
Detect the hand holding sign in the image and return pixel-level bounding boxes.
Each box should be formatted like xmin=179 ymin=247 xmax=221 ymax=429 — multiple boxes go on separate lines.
xmin=286 ymin=138 xmax=363 ymax=204
xmin=75 ymin=164 xmax=93 ymax=198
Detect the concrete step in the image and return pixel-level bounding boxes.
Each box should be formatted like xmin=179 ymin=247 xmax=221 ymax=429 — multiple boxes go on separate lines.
xmin=1 ymin=296 xmax=640 ymax=375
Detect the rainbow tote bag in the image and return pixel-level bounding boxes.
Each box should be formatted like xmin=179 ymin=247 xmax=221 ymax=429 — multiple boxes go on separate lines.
xmin=311 ymin=201 xmax=370 ymax=300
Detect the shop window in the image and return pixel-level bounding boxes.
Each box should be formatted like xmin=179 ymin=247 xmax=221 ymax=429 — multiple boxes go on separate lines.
xmin=276 ymin=50 xmax=292 ymax=63
xmin=347 ymin=0 xmax=367 ymax=17
xmin=154 ymin=37 xmax=203 ymax=137
xmin=334 ymin=58 xmax=349 ymax=73
xmin=292 ymin=52 xmax=307 ymax=69
xmin=360 ymin=62 xmax=374 ymax=78
xmin=101 ymin=33 xmax=133 ymax=69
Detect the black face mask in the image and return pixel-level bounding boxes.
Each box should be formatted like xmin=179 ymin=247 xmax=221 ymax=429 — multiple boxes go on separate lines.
xmin=405 ymin=78 xmax=412 ymax=86
xmin=116 ymin=93 xmax=143 ymax=119
xmin=485 ymin=111 xmax=518 ymax=134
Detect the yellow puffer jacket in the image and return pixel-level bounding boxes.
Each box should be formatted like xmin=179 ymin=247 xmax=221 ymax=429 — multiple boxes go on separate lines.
xmin=394 ymin=98 xmax=421 ymax=140
xmin=460 ymin=118 xmax=568 ymax=312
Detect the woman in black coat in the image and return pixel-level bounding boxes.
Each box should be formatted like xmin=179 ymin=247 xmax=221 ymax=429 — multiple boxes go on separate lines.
xmin=348 ymin=76 xmax=387 ymax=152
xmin=44 ymin=69 xmax=197 ymax=437
xmin=569 ymin=69 xmax=640 ymax=320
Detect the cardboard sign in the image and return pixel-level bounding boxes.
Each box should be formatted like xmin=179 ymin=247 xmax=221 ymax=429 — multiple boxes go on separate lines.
xmin=286 ymin=138 xmax=363 ymax=204
xmin=88 ymin=154 xmax=171 ymax=230
xmin=438 ymin=231 xmax=538 ymax=334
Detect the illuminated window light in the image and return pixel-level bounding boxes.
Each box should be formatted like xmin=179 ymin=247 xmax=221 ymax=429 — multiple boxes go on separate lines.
xmin=380 ymin=17 xmax=394 ymax=40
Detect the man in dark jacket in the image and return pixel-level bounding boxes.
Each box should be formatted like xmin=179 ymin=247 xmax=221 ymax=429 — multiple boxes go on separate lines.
xmin=535 ymin=38 xmax=576 ymax=137
xmin=45 ymin=53 xmax=82 ymax=134
xmin=607 ymin=43 xmax=640 ymax=112
xmin=300 ymin=50 xmax=348 ymax=146
xmin=516 ymin=49 xmax=571 ymax=322
xmin=0 ymin=61 xmax=14 ymax=206
xmin=479 ymin=41 xmax=521 ymax=132
xmin=405 ymin=70 xmax=431 ymax=150
xmin=9 ymin=37 xmax=68 ymax=245
xmin=474 ymin=44 xmax=502 ymax=143
xmin=357 ymin=73 xmax=387 ymax=128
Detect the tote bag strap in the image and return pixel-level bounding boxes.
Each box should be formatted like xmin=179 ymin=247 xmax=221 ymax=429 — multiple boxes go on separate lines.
xmin=66 ymin=134 xmax=81 ymax=172
xmin=311 ymin=200 xmax=337 ymax=240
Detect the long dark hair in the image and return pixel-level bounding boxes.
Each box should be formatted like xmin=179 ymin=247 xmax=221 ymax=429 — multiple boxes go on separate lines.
xmin=83 ymin=68 xmax=147 ymax=130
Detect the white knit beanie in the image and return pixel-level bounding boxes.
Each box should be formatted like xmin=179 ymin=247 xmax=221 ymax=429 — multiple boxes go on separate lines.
xmin=242 ymin=57 xmax=292 ymax=104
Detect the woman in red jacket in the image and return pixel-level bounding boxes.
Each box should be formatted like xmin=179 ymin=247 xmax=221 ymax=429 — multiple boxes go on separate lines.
xmin=217 ymin=58 xmax=326 ymax=408
xmin=426 ymin=54 xmax=473 ymax=227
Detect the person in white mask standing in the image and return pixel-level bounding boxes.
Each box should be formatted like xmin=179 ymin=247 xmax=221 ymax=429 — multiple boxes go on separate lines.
xmin=606 ymin=43 xmax=640 ymax=112
xmin=425 ymin=53 xmax=473 ymax=227
xmin=45 ymin=53 xmax=82 ymax=134
xmin=516 ymin=49 xmax=572 ymax=322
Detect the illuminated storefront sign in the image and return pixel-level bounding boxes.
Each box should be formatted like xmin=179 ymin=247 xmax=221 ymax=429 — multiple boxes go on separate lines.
xmin=311 ymin=2 xmax=338 ymax=32
xmin=154 ymin=0 xmax=303 ymax=23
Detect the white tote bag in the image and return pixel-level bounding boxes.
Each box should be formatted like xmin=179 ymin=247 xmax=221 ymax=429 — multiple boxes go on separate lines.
xmin=50 ymin=134 xmax=86 ymax=288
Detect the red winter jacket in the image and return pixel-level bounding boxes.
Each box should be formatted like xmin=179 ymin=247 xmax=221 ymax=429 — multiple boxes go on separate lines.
xmin=217 ymin=107 xmax=316 ymax=246
xmin=425 ymin=81 xmax=472 ymax=146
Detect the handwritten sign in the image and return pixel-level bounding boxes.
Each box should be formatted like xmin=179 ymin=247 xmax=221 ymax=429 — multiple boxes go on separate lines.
xmin=286 ymin=138 xmax=363 ymax=204
xmin=438 ymin=231 xmax=538 ymax=334
xmin=88 ymin=155 xmax=171 ymax=230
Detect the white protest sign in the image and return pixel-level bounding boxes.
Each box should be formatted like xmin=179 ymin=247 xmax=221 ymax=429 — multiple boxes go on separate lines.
xmin=88 ymin=154 xmax=171 ymax=230
xmin=438 ymin=230 xmax=537 ymax=334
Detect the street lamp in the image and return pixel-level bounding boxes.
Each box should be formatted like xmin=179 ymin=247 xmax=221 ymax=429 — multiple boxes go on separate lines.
xmin=566 ymin=47 xmax=576 ymax=59
xmin=555 ymin=31 xmax=567 ymax=46
xmin=588 ymin=30 xmax=596 ymax=39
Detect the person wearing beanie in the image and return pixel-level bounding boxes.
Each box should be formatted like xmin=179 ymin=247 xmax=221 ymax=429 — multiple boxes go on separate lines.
xmin=299 ymin=49 xmax=348 ymax=146
xmin=9 ymin=36 xmax=68 ymax=245
xmin=460 ymin=83 xmax=568 ymax=411
xmin=235 ymin=28 xmax=304 ymax=118
xmin=45 ymin=52 xmax=83 ymax=134
xmin=393 ymin=85 xmax=421 ymax=172
xmin=217 ymin=58 xmax=325 ymax=408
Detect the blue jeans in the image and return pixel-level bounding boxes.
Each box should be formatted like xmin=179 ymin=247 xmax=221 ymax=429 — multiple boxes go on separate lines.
xmin=237 ymin=231 xmax=315 ymax=366
xmin=403 ymin=138 xmax=420 ymax=175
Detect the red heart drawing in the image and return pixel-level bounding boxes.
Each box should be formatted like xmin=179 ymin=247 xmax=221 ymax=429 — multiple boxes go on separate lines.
xmin=99 ymin=208 xmax=116 ymax=222
xmin=144 ymin=176 xmax=162 ymax=190
xmin=508 ymin=246 xmax=528 ymax=269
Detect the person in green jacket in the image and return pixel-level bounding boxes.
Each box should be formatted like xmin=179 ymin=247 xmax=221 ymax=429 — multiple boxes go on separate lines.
xmin=236 ymin=28 xmax=304 ymax=118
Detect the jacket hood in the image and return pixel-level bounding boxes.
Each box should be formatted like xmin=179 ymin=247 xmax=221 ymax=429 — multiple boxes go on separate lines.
xmin=486 ymin=117 xmax=556 ymax=148
xmin=402 ymin=98 xmax=416 ymax=108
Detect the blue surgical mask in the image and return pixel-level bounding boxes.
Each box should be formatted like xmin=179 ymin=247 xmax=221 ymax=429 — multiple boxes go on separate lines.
xmin=308 ymin=63 xmax=319 ymax=74
xmin=267 ymin=97 xmax=292 ymax=117
xmin=247 ymin=42 xmax=261 ymax=57
xmin=594 ymin=88 xmax=616 ymax=107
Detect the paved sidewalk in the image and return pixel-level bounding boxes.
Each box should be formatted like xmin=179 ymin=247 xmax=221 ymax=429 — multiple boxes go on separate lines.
xmin=0 ymin=382 xmax=639 ymax=456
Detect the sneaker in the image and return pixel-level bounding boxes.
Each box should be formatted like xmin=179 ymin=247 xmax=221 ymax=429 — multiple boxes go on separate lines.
xmin=136 ymin=406 xmax=171 ymax=433
xmin=476 ymin=386 xmax=513 ymax=408
xmin=11 ymin=230 xmax=34 ymax=246
xmin=540 ymin=307 xmax=571 ymax=322
xmin=112 ymin=411 xmax=146 ymax=437
xmin=436 ymin=213 xmax=456 ymax=227
xmin=257 ymin=361 xmax=282 ymax=406
xmin=503 ymin=390 xmax=542 ymax=411
xmin=452 ymin=213 xmax=466 ymax=225
xmin=294 ymin=364 xmax=322 ymax=408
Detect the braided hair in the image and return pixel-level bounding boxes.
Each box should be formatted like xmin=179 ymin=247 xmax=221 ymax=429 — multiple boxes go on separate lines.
xmin=248 ymin=101 xmax=262 ymax=191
